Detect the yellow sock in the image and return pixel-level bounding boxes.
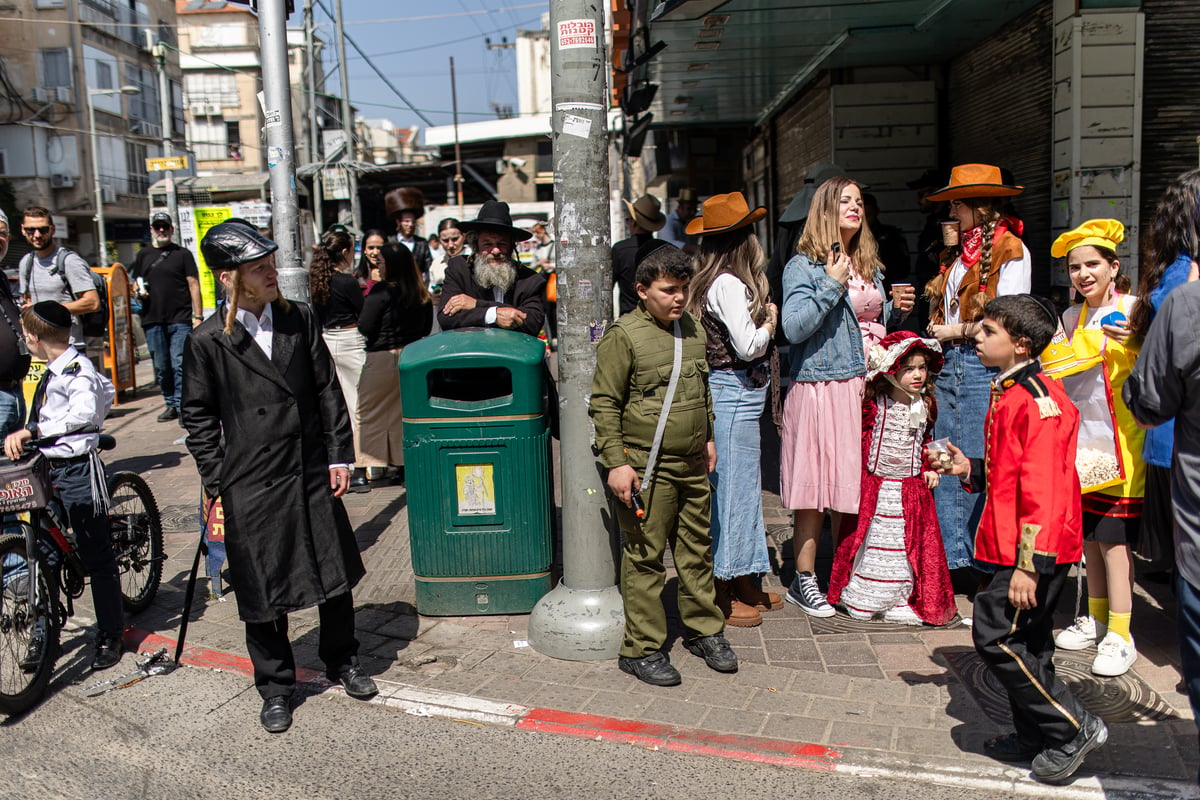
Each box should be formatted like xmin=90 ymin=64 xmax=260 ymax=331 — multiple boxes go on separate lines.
xmin=1108 ymin=611 xmax=1132 ymax=642
xmin=1088 ymin=597 xmax=1109 ymax=625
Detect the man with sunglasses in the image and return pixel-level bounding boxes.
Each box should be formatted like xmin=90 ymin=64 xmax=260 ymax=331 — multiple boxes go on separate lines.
xmin=18 ymin=206 xmax=100 ymax=350
xmin=131 ymin=212 xmax=202 ymax=423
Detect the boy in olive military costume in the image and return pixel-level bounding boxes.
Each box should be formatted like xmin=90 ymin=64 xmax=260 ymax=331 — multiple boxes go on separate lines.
xmin=590 ymin=242 xmax=735 ymax=686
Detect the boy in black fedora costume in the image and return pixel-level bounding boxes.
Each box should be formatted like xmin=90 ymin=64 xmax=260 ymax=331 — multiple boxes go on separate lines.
xmin=384 ymin=186 xmax=433 ymax=283
xmin=438 ymin=199 xmax=547 ymax=336
xmin=181 ymin=219 xmax=376 ymax=733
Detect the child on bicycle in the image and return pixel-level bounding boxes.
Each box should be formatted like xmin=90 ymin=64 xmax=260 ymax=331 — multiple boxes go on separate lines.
xmin=3 ymin=301 xmax=121 ymax=671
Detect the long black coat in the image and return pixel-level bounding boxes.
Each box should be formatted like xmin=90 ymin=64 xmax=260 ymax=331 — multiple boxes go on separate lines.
xmin=436 ymin=255 xmax=546 ymax=336
xmin=181 ymin=300 xmax=365 ymax=623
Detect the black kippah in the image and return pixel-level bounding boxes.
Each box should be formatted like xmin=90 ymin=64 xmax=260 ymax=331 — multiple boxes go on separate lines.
xmin=32 ymin=301 xmax=71 ymax=330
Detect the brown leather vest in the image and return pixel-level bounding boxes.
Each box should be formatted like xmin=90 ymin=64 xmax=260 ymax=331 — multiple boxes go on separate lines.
xmin=925 ymin=231 xmax=1024 ymax=324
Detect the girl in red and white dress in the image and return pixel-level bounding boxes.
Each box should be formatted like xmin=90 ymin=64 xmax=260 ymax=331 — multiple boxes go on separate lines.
xmin=828 ymin=331 xmax=957 ymax=626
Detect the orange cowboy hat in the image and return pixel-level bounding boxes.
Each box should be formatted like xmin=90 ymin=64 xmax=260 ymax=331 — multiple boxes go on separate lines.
xmin=685 ymin=191 xmax=767 ymax=236
xmin=925 ymin=163 xmax=1023 ymax=202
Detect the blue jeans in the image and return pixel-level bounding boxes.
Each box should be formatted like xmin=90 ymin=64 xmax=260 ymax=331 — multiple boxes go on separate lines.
xmin=932 ymin=343 xmax=995 ymax=569
xmin=0 ymin=387 xmax=24 ymax=438
xmin=144 ymin=322 xmax=191 ymax=411
xmin=709 ymin=367 xmax=771 ymax=579
xmin=1177 ymin=572 xmax=1200 ymax=780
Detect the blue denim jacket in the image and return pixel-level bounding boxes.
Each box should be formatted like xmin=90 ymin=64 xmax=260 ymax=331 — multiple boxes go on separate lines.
xmin=781 ymin=253 xmax=900 ymax=382
xmin=1143 ymin=252 xmax=1192 ymax=467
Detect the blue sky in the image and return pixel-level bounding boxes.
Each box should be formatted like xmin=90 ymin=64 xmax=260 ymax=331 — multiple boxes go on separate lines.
xmin=317 ymin=1 xmax=548 ymax=132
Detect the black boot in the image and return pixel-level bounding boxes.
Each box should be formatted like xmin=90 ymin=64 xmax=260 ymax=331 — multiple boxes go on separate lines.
xmin=347 ymin=468 xmax=371 ymax=494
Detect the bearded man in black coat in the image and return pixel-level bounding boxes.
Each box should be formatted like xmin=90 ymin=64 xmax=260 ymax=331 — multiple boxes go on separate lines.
xmin=181 ymin=219 xmax=377 ymax=734
xmin=437 ymin=200 xmax=546 ymax=336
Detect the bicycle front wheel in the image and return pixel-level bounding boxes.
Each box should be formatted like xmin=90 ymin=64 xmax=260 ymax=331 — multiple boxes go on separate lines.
xmin=107 ymin=472 xmax=164 ymax=613
xmin=0 ymin=531 xmax=60 ymax=716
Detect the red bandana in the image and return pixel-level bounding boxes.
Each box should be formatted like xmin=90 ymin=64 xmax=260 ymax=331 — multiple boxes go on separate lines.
xmin=960 ymin=216 xmax=1024 ymax=269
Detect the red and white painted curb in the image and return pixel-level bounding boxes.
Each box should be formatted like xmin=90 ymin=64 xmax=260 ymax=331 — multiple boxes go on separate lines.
xmin=126 ymin=629 xmax=1200 ymax=799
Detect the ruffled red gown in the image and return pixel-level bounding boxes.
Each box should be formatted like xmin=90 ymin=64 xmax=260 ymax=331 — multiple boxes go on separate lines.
xmin=828 ymin=394 xmax=957 ymax=625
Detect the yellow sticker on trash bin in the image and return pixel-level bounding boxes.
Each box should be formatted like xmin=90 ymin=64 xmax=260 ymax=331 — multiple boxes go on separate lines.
xmin=456 ymin=464 xmax=496 ymax=515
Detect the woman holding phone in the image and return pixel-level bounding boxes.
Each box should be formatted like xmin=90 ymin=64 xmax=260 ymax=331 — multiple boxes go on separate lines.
xmin=779 ymin=176 xmax=912 ymax=617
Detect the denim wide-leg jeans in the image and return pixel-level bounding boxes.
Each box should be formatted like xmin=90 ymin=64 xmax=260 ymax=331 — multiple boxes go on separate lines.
xmin=709 ymin=367 xmax=771 ymax=580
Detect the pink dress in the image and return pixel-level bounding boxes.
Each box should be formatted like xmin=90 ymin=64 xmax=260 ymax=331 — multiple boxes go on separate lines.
xmin=780 ymin=278 xmax=884 ymax=513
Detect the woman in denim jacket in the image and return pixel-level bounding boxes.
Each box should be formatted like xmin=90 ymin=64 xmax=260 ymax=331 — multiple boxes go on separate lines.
xmin=779 ymin=176 xmax=911 ymax=617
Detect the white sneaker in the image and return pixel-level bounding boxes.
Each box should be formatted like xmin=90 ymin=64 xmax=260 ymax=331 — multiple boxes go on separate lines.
xmin=1092 ymin=632 xmax=1137 ymax=677
xmin=1055 ymin=616 xmax=1105 ymax=651
xmin=882 ymin=604 xmax=923 ymax=626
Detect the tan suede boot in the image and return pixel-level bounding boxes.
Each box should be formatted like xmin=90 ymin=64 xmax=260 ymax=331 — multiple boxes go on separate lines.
xmin=715 ymin=578 xmax=762 ymax=628
xmin=732 ymin=574 xmax=784 ymax=612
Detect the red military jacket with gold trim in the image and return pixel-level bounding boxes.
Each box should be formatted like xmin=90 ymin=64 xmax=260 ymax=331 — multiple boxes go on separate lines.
xmin=966 ymin=361 xmax=1084 ymax=572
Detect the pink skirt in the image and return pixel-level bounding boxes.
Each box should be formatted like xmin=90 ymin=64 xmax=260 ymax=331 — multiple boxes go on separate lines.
xmin=780 ymin=377 xmax=865 ymax=513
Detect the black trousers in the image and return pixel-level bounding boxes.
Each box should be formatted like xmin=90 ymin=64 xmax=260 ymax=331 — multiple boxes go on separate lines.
xmin=244 ymin=591 xmax=360 ymax=700
xmin=972 ymin=564 xmax=1088 ymax=747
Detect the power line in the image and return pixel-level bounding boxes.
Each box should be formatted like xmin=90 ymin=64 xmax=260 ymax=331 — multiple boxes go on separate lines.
xmin=338 ymin=3 xmax=546 ymax=25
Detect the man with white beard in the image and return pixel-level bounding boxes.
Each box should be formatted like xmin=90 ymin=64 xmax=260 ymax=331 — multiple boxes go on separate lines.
xmin=438 ymin=200 xmax=547 ymax=336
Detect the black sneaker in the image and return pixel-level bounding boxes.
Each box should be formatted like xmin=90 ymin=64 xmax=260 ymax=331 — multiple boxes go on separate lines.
xmin=684 ymin=633 xmax=738 ymax=673
xmin=1031 ymin=712 xmax=1108 ymax=784
xmin=983 ymin=732 xmax=1042 ymax=762
xmin=784 ymin=572 xmax=835 ymax=618
xmin=156 ymin=407 xmax=179 ymax=422
xmin=618 ymin=651 xmax=681 ymax=686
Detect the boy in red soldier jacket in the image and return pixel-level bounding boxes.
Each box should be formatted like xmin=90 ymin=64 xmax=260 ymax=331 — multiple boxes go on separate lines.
xmin=937 ymin=294 xmax=1107 ymax=785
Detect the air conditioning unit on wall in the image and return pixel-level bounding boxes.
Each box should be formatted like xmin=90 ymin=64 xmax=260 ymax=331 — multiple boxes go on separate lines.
xmin=101 ymin=185 xmax=117 ymax=203
xmin=50 ymin=173 xmax=75 ymax=188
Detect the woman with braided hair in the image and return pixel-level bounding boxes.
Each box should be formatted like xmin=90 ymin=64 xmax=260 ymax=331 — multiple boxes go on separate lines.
xmin=310 ymin=225 xmax=369 ymax=492
xmin=923 ymin=164 xmax=1031 ymax=576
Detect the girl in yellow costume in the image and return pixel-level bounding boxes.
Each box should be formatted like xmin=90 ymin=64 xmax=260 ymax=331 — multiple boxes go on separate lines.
xmin=1051 ymin=219 xmax=1145 ymax=678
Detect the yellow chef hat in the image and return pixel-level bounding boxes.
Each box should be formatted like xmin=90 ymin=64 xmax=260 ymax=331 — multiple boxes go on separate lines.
xmin=1051 ymin=218 xmax=1125 ymax=259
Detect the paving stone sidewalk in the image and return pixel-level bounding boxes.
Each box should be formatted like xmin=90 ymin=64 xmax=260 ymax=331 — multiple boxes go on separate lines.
xmin=100 ymin=362 xmax=1200 ymax=791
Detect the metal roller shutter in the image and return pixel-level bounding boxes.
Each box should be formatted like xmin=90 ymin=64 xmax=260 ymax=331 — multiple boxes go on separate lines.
xmin=1140 ymin=0 xmax=1200 ymax=239
xmin=947 ymin=2 xmax=1054 ymax=293
xmin=771 ymin=73 xmax=832 ymax=218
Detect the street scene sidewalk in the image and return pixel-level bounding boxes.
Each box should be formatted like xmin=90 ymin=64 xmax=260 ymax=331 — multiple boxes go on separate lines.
xmin=97 ymin=362 xmax=1199 ymax=798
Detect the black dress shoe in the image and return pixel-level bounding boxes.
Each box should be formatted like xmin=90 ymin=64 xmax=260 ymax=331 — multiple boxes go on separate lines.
xmin=91 ymin=634 xmax=122 ymax=671
xmin=983 ymin=732 xmax=1042 ymax=762
xmin=156 ymin=407 xmax=179 ymax=422
xmin=330 ymin=665 xmax=378 ymax=699
xmin=260 ymin=696 xmax=292 ymax=733
xmin=684 ymin=633 xmax=738 ymax=673
xmin=618 ymin=651 xmax=681 ymax=686
xmin=346 ymin=469 xmax=371 ymax=494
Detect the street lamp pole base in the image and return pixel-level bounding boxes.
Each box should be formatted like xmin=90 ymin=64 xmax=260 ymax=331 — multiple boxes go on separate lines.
xmin=528 ymin=582 xmax=624 ymax=661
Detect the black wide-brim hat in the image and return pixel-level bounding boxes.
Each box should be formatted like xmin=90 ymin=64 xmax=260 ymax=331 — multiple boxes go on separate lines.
xmin=201 ymin=218 xmax=279 ymax=271
xmin=458 ymin=200 xmax=533 ymax=242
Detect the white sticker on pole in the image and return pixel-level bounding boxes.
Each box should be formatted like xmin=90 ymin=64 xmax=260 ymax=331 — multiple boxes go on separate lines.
xmin=264 ymin=109 xmax=282 ymax=128
xmin=557 ymin=18 xmax=597 ymax=50
xmin=562 ymin=113 xmax=592 ymax=139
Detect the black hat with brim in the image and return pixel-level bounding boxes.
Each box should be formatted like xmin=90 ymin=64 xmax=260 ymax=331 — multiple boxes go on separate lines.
xmin=201 ymin=218 xmax=279 ymax=271
xmin=458 ymin=200 xmax=533 ymax=243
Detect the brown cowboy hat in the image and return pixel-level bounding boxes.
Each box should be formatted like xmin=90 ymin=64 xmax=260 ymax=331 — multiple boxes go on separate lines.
xmin=925 ymin=164 xmax=1023 ymax=202
xmin=623 ymin=194 xmax=666 ymax=232
xmin=384 ymin=186 xmax=426 ymax=219
xmin=685 ymin=191 xmax=767 ymax=236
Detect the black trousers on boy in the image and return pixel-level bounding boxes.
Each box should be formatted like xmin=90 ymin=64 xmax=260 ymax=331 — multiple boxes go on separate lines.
xmin=972 ymin=564 xmax=1088 ymax=747
xmin=244 ymin=591 xmax=360 ymax=699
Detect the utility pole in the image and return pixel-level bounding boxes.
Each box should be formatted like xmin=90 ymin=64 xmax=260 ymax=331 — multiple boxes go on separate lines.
xmin=150 ymin=36 xmax=179 ymax=241
xmin=304 ymin=0 xmax=323 ymax=232
xmin=257 ymin=0 xmax=307 ymax=300
xmin=450 ymin=57 xmax=464 ymax=217
xmin=528 ymin=0 xmax=623 ymax=660
xmin=333 ymin=0 xmax=360 ymax=229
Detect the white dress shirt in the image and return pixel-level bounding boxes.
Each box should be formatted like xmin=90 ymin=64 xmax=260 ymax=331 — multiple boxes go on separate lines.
xmin=35 ymin=345 xmax=115 ymax=459
xmin=705 ymin=273 xmax=771 ymax=361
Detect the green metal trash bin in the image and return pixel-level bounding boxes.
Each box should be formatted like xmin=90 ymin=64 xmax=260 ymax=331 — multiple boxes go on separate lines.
xmin=399 ymin=329 xmax=552 ymax=615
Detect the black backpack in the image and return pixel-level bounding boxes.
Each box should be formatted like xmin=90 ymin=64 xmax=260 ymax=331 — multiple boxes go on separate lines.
xmin=21 ymin=248 xmax=109 ymax=337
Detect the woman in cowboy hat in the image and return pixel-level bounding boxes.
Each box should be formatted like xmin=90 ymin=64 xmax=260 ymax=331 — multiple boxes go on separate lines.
xmin=779 ymin=176 xmax=912 ymax=618
xmin=923 ymin=163 xmax=1031 ymax=576
xmin=685 ymin=192 xmax=780 ymax=628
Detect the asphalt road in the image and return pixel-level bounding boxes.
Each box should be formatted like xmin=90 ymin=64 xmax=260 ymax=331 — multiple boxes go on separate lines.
xmin=0 ymin=654 xmax=1005 ymax=800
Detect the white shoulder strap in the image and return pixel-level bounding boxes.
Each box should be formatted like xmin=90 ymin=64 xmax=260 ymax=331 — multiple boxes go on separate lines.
xmin=640 ymin=319 xmax=683 ymax=502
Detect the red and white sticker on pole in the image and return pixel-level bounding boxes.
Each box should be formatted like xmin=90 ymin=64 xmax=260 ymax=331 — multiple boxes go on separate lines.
xmin=557 ymin=18 xmax=597 ymax=49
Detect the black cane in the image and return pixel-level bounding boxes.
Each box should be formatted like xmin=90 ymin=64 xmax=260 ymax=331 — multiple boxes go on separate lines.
xmin=175 ymin=499 xmax=216 ymax=665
